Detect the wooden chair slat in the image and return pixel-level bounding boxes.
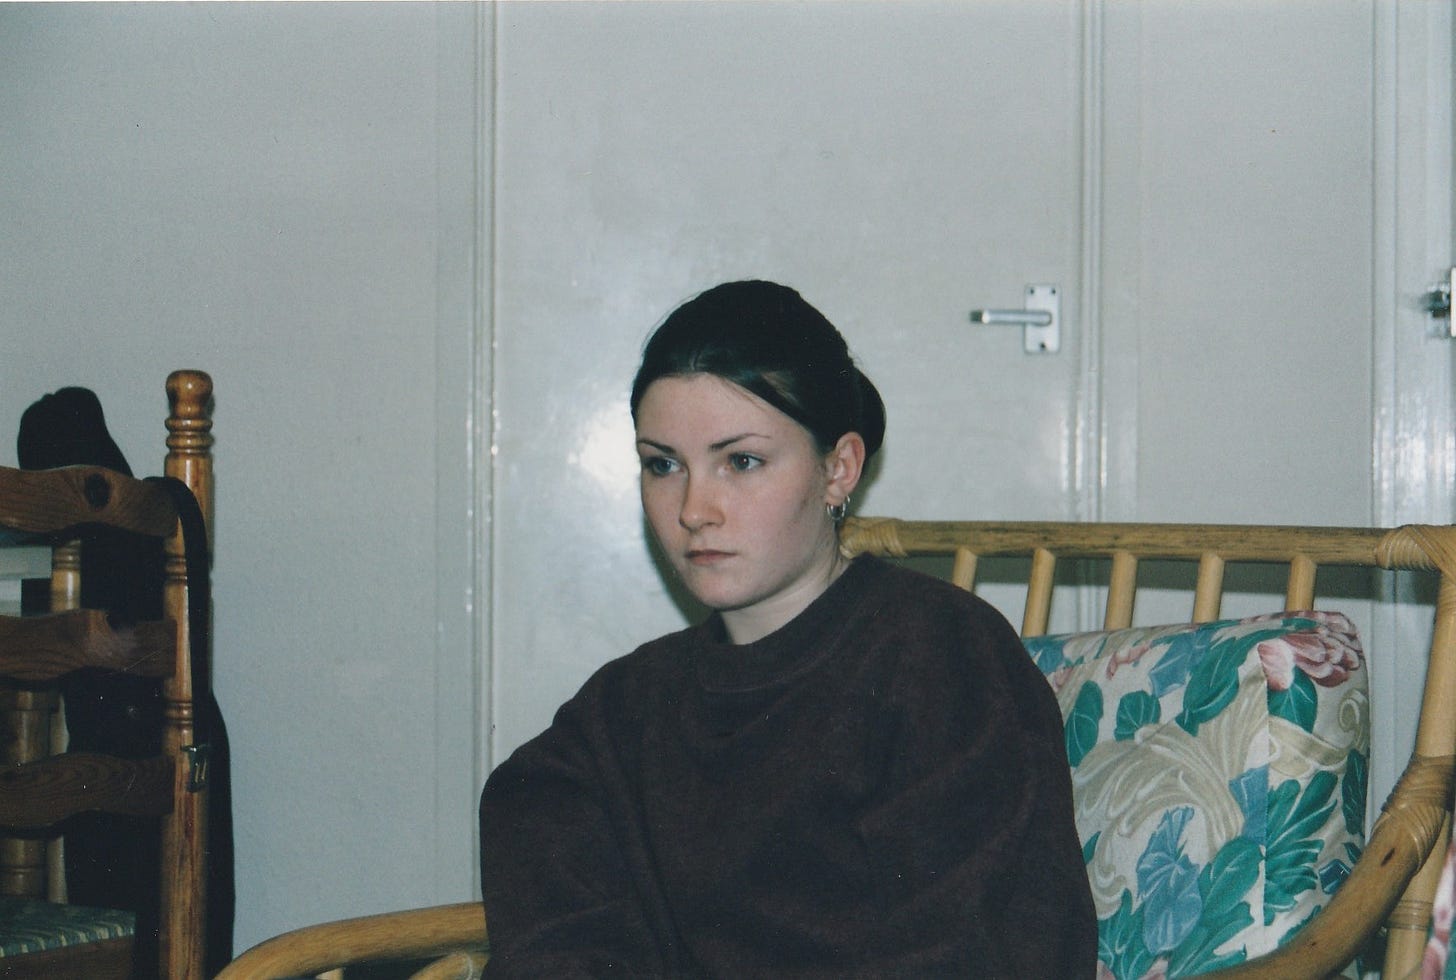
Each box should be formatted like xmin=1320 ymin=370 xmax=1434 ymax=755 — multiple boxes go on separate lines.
xmin=1104 ymin=550 xmax=1137 ymax=630
xmin=0 ymin=612 xmax=174 ymax=681
xmin=840 ymin=518 xmax=1392 ymax=566
xmin=1022 ymin=548 xmax=1055 ymax=637
xmin=0 ymin=467 xmax=177 ymax=539
xmin=950 ymin=547 xmax=977 ymax=591
xmin=1192 ymin=552 xmax=1225 ymax=622
xmin=0 ymin=753 xmax=174 ymax=826
xmin=1285 ymin=554 xmax=1317 ymax=611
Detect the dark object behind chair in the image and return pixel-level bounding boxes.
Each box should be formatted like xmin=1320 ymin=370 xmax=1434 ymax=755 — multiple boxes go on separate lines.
xmin=2 ymin=376 xmax=231 ymax=976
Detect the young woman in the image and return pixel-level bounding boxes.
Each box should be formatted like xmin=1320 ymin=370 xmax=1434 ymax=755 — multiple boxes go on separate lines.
xmin=479 ymin=280 xmax=1096 ymax=976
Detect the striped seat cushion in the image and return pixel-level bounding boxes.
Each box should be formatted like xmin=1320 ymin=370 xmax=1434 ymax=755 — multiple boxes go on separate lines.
xmin=0 ymin=896 xmax=134 ymax=956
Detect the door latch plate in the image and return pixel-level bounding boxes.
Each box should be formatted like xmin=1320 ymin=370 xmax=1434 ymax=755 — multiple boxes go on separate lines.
xmin=1022 ymin=284 xmax=1060 ymax=354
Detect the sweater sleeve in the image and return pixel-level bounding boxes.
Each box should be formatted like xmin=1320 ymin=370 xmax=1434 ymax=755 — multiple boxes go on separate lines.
xmin=478 ymin=694 xmax=663 ymax=977
xmin=854 ymin=593 xmax=1097 ymax=977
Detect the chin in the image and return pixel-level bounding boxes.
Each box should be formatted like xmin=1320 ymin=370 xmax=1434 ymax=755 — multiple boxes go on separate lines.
xmin=676 ymin=572 xmax=753 ymax=613
xmin=683 ymin=584 xmax=748 ymax=613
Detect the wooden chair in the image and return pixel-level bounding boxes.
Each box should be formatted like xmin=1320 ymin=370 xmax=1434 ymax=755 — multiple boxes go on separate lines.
xmin=219 ymin=516 xmax=1456 ymax=980
xmin=0 ymin=370 xmax=215 ymax=979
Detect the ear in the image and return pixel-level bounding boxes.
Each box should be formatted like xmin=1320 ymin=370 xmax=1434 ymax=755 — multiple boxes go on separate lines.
xmin=824 ymin=432 xmax=866 ymax=507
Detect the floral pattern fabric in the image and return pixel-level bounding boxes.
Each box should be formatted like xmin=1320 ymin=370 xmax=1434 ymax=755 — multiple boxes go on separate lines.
xmin=1023 ymin=610 xmax=1369 ymax=979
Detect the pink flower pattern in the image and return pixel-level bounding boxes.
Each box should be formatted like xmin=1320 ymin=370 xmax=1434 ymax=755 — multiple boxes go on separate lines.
xmin=1254 ymin=611 xmax=1362 ymax=692
xmin=1104 ymin=640 xmax=1152 ymax=681
xmin=1422 ymin=841 xmax=1456 ymax=979
xmin=1047 ymin=664 xmax=1075 ymax=694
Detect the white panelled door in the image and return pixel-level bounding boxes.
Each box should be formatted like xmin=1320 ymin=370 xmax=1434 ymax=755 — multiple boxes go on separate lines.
xmin=486 ymin=0 xmax=1451 ymax=808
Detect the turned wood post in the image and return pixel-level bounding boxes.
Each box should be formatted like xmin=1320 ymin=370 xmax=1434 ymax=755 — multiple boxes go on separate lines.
xmin=158 ymin=370 xmax=214 ymax=980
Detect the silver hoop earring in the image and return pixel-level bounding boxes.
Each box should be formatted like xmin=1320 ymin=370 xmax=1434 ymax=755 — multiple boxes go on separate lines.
xmin=827 ymin=496 xmax=850 ymax=523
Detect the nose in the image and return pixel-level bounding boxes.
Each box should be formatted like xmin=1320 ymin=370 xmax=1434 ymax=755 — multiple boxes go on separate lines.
xmin=679 ymin=472 xmax=723 ymax=531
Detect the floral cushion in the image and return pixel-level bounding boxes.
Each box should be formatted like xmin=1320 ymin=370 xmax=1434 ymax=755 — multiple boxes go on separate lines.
xmin=1023 ymin=610 xmax=1369 ymax=979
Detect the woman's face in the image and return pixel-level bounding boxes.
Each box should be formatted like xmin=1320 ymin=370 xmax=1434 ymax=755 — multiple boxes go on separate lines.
xmin=635 ymin=374 xmax=863 ymax=644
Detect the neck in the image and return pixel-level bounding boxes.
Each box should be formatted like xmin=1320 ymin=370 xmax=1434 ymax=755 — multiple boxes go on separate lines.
xmin=720 ymin=549 xmax=850 ymax=645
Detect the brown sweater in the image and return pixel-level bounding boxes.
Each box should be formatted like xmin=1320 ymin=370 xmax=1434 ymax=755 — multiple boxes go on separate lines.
xmin=479 ymin=556 xmax=1096 ymax=977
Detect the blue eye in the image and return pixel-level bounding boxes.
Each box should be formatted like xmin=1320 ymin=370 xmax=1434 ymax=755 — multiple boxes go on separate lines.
xmin=728 ymin=453 xmax=763 ymax=472
xmin=641 ymin=456 xmax=679 ymax=477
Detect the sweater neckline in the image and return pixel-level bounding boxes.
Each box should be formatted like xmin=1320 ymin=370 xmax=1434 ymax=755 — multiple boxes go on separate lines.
xmin=691 ymin=555 xmax=881 ymax=692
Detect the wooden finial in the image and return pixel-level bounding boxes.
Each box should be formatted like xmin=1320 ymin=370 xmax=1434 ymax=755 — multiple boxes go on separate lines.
xmin=165 ymin=371 xmax=214 ymax=452
xmin=164 ymin=371 xmax=215 ymax=544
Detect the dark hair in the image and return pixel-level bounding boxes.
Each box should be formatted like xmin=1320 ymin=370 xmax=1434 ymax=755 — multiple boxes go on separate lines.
xmin=630 ymin=280 xmax=886 ymax=459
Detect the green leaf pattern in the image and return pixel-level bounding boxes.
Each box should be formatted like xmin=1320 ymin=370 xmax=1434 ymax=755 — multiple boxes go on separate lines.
xmin=1024 ymin=611 xmax=1368 ymax=979
xmin=1268 ymin=671 xmax=1317 ymax=732
xmin=1115 ymin=691 xmax=1160 ymax=741
xmin=1066 ymin=683 xmax=1104 ymax=768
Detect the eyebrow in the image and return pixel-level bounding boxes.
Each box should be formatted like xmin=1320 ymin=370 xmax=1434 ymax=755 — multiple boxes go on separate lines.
xmin=636 ymin=433 xmax=770 ymax=454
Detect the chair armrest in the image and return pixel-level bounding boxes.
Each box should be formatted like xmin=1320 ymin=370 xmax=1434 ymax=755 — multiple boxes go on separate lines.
xmin=1192 ymin=752 xmax=1454 ymax=979
xmin=215 ymin=902 xmax=487 ymax=980
xmin=408 ymin=951 xmax=488 ymax=980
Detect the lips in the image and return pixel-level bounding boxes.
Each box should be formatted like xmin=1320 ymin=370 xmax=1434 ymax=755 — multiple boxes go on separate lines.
xmin=685 ymin=549 xmax=732 ymax=565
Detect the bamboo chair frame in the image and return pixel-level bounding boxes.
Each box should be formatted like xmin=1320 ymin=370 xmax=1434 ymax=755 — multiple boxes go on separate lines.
xmin=215 ymin=903 xmax=487 ymax=980
xmin=0 ymin=370 xmax=215 ymax=979
xmin=221 ymin=516 xmax=1456 ymax=979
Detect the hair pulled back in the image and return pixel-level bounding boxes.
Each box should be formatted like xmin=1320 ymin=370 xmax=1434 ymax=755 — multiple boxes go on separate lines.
xmin=630 ymin=280 xmax=886 ymax=460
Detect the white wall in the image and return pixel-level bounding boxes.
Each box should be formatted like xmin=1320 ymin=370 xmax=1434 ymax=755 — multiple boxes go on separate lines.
xmin=0 ymin=2 xmax=483 ymax=952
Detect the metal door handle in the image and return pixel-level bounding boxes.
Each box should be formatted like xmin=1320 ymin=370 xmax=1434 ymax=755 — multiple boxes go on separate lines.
xmin=969 ymin=309 xmax=1053 ymax=326
xmin=969 ymin=284 xmax=1060 ymax=353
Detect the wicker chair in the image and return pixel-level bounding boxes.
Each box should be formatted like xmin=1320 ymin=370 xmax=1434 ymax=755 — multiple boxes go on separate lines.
xmin=220 ymin=515 xmax=1456 ymax=979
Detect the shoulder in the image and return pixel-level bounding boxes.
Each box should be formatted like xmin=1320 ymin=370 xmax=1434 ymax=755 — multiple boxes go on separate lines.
xmin=490 ymin=628 xmax=697 ymax=782
xmin=596 ymin=621 xmax=698 ymax=683
xmin=851 ymin=558 xmax=1057 ymax=712
xmin=555 ymin=623 xmax=699 ymax=721
xmin=851 ymin=555 xmax=1016 ymax=640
